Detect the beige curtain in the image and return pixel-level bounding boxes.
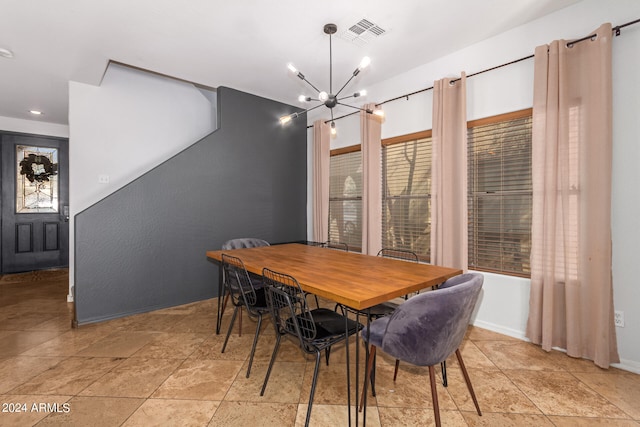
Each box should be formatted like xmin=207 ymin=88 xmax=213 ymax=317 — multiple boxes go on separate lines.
xmin=312 ymin=120 xmax=330 ymax=242
xmin=361 ymin=103 xmax=383 ymax=255
xmin=430 ymin=74 xmax=468 ymax=270
xmin=526 ymin=23 xmax=618 ymax=368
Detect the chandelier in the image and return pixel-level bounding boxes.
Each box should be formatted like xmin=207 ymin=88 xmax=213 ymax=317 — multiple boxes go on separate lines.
xmin=279 ymin=23 xmax=383 ymax=135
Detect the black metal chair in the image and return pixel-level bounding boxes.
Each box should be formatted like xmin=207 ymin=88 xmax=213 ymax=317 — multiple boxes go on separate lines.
xmin=323 ymin=241 xmax=349 ymax=251
xmin=334 ymin=248 xmax=421 ymax=394
xmin=220 ymin=254 xmax=269 ymax=378
xmin=377 ymin=247 xmax=419 ymax=262
xmin=216 ymin=238 xmax=270 ymax=334
xmin=302 ymin=240 xmax=348 ymax=309
xmin=304 ymin=240 xmax=348 ymax=251
xmin=335 ymin=247 xmax=419 ymax=318
xmin=260 ymin=267 xmax=362 ymax=427
xmin=377 ymin=247 xmax=421 ymax=299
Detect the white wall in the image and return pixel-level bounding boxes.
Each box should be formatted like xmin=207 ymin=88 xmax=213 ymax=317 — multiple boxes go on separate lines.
xmin=610 ymin=18 xmax=640 ymax=373
xmin=68 ymin=63 xmax=217 ymax=301
xmin=0 ymin=116 xmax=69 ymax=138
xmin=309 ymin=0 xmax=640 ymax=372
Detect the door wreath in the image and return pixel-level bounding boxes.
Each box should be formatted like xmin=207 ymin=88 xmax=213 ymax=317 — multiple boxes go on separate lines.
xmin=19 ymin=153 xmax=58 ymax=183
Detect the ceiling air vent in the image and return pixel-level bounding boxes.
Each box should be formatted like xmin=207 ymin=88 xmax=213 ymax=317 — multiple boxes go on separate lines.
xmin=337 ymin=18 xmax=387 ymax=46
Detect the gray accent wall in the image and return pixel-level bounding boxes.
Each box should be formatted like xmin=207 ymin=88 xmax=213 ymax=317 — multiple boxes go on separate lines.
xmin=74 ymin=87 xmax=306 ymax=325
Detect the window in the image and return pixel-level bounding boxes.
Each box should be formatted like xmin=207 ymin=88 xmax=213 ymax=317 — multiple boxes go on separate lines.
xmin=381 ymin=131 xmax=432 ymax=260
xmin=467 ymin=109 xmax=532 ymax=276
xmin=16 ymin=145 xmax=59 ymax=213
xmin=329 ymin=147 xmax=362 ymax=251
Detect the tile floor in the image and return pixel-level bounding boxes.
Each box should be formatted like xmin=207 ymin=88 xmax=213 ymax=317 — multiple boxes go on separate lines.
xmin=1 ymin=269 xmax=639 ymax=426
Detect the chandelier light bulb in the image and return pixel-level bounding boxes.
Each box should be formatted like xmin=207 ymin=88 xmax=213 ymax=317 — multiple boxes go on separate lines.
xmin=330 ymin=121 xmax=337 ymax=136
xmin=354 ymin=89 xmax=367 ymax=98
xmin=373 ymin=109 xmax=385 ymax=118
xmin=279 ymin=115 xmax=292 ymax=125
xmin=353 ymin=56 xmax=371 ymax=76
xmin=287 ymin=63 xmax=298 ymax=74
xmin=298 ymin=95 xmax=308 ymax=102
xmin=318 ymin=91 xmax=329 ymax=102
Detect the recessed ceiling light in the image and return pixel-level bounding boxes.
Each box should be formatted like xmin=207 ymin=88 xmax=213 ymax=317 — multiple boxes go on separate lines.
xmin=29 ymin=110 xmax=43 ymax=115
xmin=0 ymin=47 xmax=14 ymax=58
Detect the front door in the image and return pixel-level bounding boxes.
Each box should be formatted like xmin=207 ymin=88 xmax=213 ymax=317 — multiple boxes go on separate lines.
xmin=1 ymin=132 xmax=69 ymax=273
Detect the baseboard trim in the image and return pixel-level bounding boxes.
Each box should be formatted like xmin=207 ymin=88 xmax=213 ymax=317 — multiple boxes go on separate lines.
xmin=471 ymin=319 xmax=639 ymax=374
xmin=611 ymin=359 xmax=640 ymax=374
xmin=472 ymin=319 xmax=528 ymax=341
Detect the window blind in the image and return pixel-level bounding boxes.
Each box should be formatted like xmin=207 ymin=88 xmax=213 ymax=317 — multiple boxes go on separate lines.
xmin=467 ymin=112 xmax=532 ymax=276
xmin=329 ymin=150 xmax=362 ymax=251
xmin=382 ymin=135 xmax=432 ymax=260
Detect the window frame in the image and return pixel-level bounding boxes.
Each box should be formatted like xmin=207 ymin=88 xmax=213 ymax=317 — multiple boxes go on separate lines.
xmin=467 ymin=108 xmax=533 ymax=278
xmin=381 ymin=130 xmax=432 ymax=263
xmin=329 ymin=145 xmax=363 ymax=252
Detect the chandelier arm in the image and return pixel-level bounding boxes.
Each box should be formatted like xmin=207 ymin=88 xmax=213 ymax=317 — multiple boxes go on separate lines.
xmin=334 ymin=74 xmax=357 ymax=98
xmin=336 ymin=102 xmax=373 ymax=114
xmin=300 ymin=76 xmax=323 ymax=94
xmin=297 ymin=103 xmax=325 ymax=117
xmin=337 ymin=94 xmax=357 ymax=101
xmin=325 ymin=110 xmax=358 ymax=123
xmin=282 ymin=102 xmax=326 ymax=122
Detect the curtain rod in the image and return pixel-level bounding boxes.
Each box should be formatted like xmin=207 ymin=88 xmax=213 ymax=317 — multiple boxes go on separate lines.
xmin=307 ymin=17 xmax=640 ymax=128
xmin=318 ymin=54 xmax=535 ymax=125
xmin=567 ymin=17 xmax=640 ymax=47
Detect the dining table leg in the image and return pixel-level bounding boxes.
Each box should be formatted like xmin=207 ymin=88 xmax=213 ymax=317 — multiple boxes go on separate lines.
xmin=342 ymin=308 xmax=371 ymax=426
xmin=215 ymin=266 xmax=224 ymax=334
xmin=355 ymin=311 xmax=359 ymax=427
xmin=345 ymin=311 xmax=352 ymax=427
xmin=361 ymin=309 xmax=370 ymax=426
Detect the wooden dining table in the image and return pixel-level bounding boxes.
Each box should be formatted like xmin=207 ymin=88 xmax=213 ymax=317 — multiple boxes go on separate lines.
xmin=205 ymin=243 xmax=462 ymax=425
xmin=206 ymin=243 xmax=461 ymax=310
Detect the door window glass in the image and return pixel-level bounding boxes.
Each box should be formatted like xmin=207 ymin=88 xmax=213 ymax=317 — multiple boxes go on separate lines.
xmin=16 ymin=145 xmax=59 ymax=213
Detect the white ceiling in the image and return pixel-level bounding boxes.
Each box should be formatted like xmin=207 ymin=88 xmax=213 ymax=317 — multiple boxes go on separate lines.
xmin=1 ymin=0 xmax=580 ymax=126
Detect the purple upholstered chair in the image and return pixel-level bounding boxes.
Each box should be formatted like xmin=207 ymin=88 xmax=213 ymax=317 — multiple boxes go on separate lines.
xmin=221 ymin=237 xmax=270 ymax=250
xmin=360 ymin=273 xmax=484 ymax=426
xmin=392 ymin=269 xmax=471 ymax=386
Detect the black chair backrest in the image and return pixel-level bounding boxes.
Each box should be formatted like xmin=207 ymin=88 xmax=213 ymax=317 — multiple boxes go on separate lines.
xmin=377 ymin=248 xmax=419 ymax=263
xmin=262 ymin=268 xmax=318 ymax=346
xmin=222 ymin=253 xmax=257 ymax=308
xmin=324 ymin=241 xmax=348 ymax=251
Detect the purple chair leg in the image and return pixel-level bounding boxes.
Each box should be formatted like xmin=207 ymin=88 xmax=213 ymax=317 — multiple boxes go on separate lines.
xmin=428 ymin=365 xmax=441 ymax=427
xmin=456 ymin=348 xmax=481 ymax=415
